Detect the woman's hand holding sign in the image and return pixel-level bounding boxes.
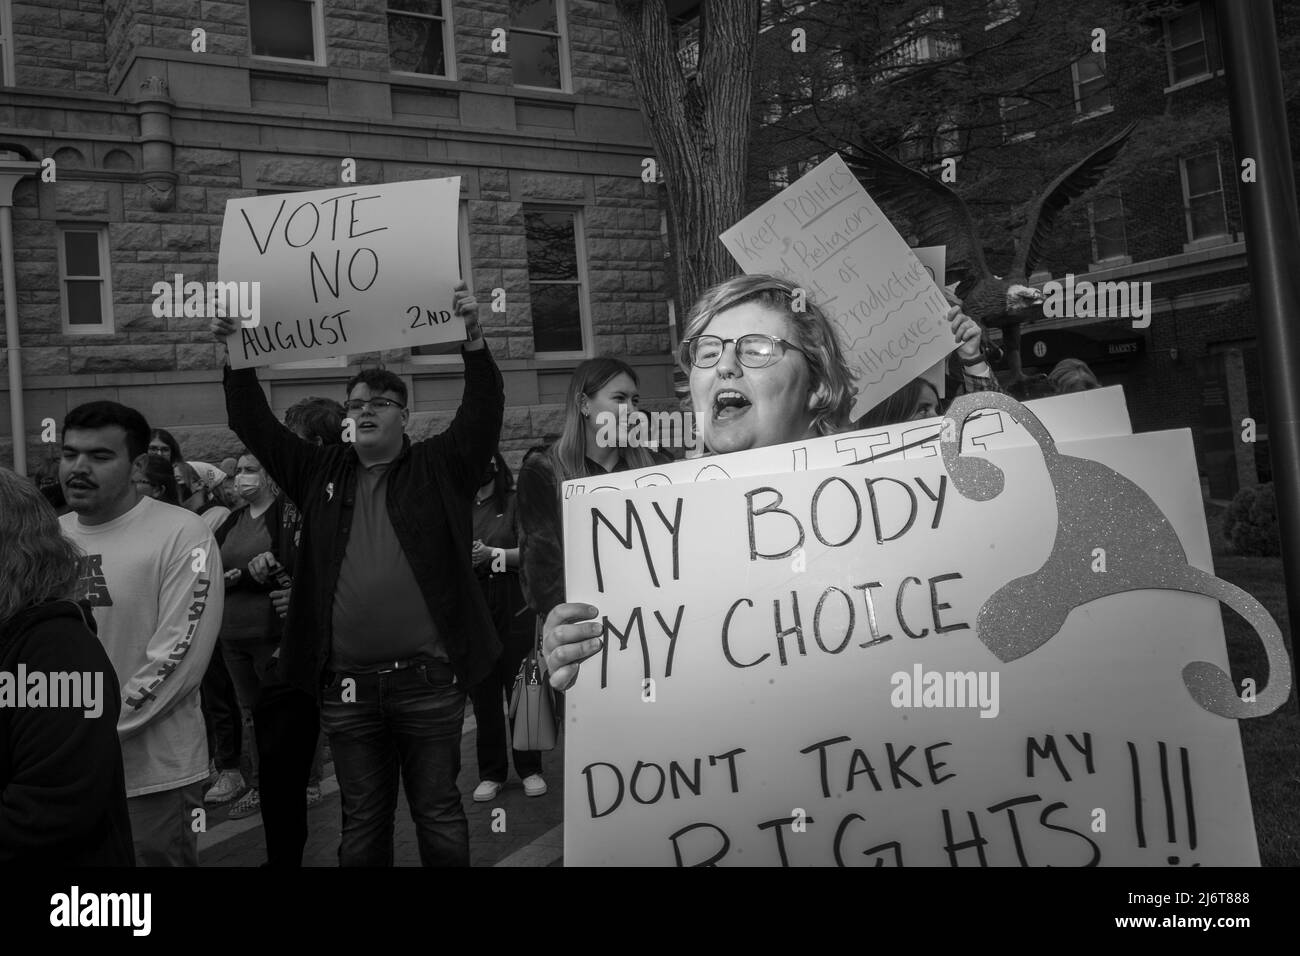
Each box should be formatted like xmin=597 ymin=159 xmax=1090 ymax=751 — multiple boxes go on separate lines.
xmin=542 ymin=602 xmax=605 ymax=691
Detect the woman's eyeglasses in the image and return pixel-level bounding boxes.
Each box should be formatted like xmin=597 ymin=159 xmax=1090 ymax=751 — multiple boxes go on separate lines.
xmin=683 ymin=333 xmax=808 ymax=369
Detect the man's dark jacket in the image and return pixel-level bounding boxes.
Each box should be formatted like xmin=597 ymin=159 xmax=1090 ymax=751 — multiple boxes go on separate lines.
xmin=223 ymin=345 xmax=504 ymax=699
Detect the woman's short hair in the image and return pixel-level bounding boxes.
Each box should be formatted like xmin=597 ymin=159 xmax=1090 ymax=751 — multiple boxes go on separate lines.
xmin=285 ymin=396 xmax=346 ymax=445
xmin=680 ymin=274 xmax=857 ymax=436
xmin=1047 ymin=358 xmax=1100 ymax=394
xmin=0 ymin=468 xmax=83 ymax=628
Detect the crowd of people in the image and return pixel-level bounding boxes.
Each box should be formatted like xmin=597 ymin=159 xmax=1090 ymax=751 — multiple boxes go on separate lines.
xmin=0 ymin=271 xmax=1106 ymax=867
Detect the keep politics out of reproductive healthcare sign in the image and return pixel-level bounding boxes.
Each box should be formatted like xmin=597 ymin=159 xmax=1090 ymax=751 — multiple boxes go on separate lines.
xmin=720 ymin=153 xmax=955 ymax=422
xmin=217 ymin=177 xmax=463 ymax=369
xmin=560 ymin=394 xmax=1287 ymax=866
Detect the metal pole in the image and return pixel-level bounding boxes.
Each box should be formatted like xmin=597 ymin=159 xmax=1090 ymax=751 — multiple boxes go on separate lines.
xmin=1215 ymin=0 xmax=1300 ymax=707
xmin=1 ymin=204 xmax=26 ymax=476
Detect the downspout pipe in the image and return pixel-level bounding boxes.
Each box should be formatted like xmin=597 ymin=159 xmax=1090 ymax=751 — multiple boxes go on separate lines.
xmin=0 ymin=157 xmax=42 ymax=476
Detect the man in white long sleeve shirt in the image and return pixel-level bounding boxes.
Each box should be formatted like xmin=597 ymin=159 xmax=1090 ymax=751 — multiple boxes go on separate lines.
xmin=58 ymin=401 xmax=223 ymax=866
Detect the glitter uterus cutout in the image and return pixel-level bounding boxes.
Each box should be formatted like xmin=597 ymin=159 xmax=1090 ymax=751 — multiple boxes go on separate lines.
xmin=938 ymin=391 xmax=1292 ymax=719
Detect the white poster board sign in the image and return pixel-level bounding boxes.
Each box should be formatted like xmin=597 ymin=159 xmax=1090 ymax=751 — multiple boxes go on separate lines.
xmin=721 ymin=154 xmax=954 ymax=421
xmin=561 ymin=429 xmax=1259 ymax=865
xmin=218 ymin=178 xmax=464 ymax=369
xmin=562 ymin=386 xmax=1132 ymax=498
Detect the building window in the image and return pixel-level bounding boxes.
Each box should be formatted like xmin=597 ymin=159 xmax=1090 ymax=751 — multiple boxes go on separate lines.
xmin=1072 ymin=51 xmax=1111 ymax=115
xmin=510 ymin=0 xmax=568 ymax=91
xmin=525 ymin=206 xmax=587 ymax=355
xmin=999 ymin=95 xmax=1036 ymax=142
xmin=1088 ymin=194 xmax=1127 ymax=262
xmin=1181 ymin=151 xmax=1228 ymax=241
xmin=58 ymin=227 xmax=113 ymax=334
xmin=1165 ymin=2 xmax=1222 ymax=86
xmin=388 ymin=0 xmax=454 ymax=77
xmin=986 ymin=0 xmax=1020 ymax=29
xmin=823 ymin=51 xmax=853 ymax=101
xmin=411 ymin=203 xmax=474 ymax=361
xmin=249 ymin=0 xmax=324 ymax=64
xmin=0 ymin=0 xmax=15 ymax=87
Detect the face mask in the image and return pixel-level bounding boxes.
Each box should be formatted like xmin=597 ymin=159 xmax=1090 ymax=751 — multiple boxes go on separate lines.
xmin=234 ymin=474 xmax=262 ymax=500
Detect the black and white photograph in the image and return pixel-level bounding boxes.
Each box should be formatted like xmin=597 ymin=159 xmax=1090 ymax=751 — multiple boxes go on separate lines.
xmin=0 ymin=0 xmax=1296 ymax=933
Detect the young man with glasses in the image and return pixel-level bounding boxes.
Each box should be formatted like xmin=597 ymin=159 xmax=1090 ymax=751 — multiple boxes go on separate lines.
xmin=212 ymin=280 xmax=504 ymax=866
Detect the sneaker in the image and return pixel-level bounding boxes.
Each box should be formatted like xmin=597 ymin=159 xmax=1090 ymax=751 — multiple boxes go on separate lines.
xmin=522 ymin=774 xmax=548 ymax=798
xmin=473 ymin=779 xmax=504 ymax=802
xmin=305 ymin=784 xmax=323 ymax=808
xmin=205 ymin=769 xmax=245 ymax=805
xmin=228 ymin=787 xmax=261 ymax=820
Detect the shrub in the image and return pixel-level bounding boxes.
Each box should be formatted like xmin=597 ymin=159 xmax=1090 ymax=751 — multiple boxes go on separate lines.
xmin=1224 ymin=483 xmax=1280 ymax=557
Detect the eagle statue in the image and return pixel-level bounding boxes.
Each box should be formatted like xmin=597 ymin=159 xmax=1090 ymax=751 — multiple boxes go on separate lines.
xmin=843 ymin=122 xmax=1137 ymax=388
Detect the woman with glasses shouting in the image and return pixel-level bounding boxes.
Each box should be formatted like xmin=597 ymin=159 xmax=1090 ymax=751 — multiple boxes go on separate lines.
xmin=538 ymin=273 xmax=979 ymax=691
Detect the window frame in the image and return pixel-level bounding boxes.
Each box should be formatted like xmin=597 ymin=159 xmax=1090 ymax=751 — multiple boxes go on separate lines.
xmin=509 ymin=0 xmax=572 ymax=94
xmin=387 ymin=0 xmax=457 ymax=81
xmin=524 ymin=203 xmax=591 ymax=360
xmin=1163 ymin=2 xmax=1222 ymax=88
xmin=248 ymin=0 xmax=326 ymax=68
xmin=0 ymin=0 xmax=15 ymax=87
xmin=1180 ymin=150 xmax=1229 ymax=243
xmin=999 ymin=94 xmax=1037 ymax=143
xmin=409 ymin=202 xmax=476 ymax=365
xmin=1087 ymin=193 xmax=1129 ymax=265
xmin=1071 ymin=50 xmax=1113 ymax=119
xmin=58 ymin=225 xmax=114 ymax=335
xmin=985 ymin=0 xmax=1020 ymax=30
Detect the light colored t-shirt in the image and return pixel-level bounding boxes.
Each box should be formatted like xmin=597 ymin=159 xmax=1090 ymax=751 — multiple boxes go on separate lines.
xmin=61 ymin=496 xmax=224 ymax=798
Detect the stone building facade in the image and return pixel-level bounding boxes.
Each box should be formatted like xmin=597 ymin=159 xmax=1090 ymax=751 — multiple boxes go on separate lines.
xmin=1 ymin=0 xmax=673 ymax=475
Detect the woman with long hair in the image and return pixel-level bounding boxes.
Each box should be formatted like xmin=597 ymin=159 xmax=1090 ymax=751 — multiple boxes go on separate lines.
xmin=517 ymin=357 xmax=668 ymax=627
xmin=148 ymin=427 xmax=183 ymax=464
xmin=0 ymin=468 xmax=133 ymax=865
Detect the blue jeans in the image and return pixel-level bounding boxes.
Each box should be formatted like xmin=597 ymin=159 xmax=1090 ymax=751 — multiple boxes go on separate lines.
xmin=319 ymin=661 xmax=468 ymax=867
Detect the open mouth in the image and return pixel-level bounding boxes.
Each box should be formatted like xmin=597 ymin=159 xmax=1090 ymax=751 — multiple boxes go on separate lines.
xmin=712 ymin=390 xmax=752 ymax=422
xmin=356 ymin=421 xmax=378 ymax=433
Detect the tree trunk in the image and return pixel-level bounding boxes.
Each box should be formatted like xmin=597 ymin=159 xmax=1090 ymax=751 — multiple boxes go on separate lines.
xmin=613 ymin=0 xmax=760 ymax=326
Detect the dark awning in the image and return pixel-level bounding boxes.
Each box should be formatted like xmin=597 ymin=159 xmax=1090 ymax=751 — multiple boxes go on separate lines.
xmin=1019 ymin=325 xmax=1145 ymax=369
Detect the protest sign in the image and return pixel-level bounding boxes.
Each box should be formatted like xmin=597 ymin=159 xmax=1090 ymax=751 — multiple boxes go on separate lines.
xmin=720 ymin=154 xmax=954 ymax=421
xmin=913 ymin=246 xmax=948 ymax=400
xmin=562 ymin=386 xmax=1131 ymax=498
xmin=217 ymin=178 xmax=464 ymax=369
xmin=561 ymin=426 xmax=1262 ymax=865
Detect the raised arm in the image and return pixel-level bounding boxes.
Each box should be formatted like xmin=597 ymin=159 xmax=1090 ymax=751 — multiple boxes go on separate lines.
xmin=424 ymin=281 xmax=505 ymax=497
xmin=213 ymin=317 xmax=326 ymax=507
